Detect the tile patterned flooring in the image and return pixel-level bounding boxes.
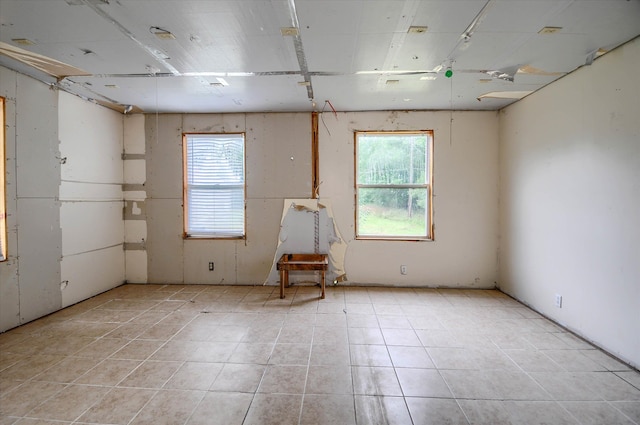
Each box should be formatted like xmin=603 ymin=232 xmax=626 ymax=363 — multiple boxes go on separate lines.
xmin=1 ymin=284 xmax=639 ymax=424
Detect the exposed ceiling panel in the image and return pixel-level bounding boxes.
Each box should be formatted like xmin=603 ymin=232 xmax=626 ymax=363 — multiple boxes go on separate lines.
xmin=0 ymin=0 xmax=125 ymax=43
xmin=0 ymin=0 xmax=638 ymax=113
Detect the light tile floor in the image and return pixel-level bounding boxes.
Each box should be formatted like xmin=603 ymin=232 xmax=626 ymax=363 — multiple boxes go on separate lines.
xmin=1 ymin=284 xmax=639 ymax=425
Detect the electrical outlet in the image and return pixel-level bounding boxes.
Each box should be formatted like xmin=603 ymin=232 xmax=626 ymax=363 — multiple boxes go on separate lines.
xmin=208 ymin=261 xmax=214 ymax=271
xmin=555 ymin=293 xmax=562 ymax=308
xmin=400 ymin=265 xmax=407 ymax=275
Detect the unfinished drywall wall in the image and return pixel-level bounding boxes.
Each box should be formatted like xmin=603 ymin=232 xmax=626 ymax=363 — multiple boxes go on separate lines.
xmin=499 ymin=37 xmax=640 ymax=368
xmin=143 ymin=110 xmax=498 ymax=287
xmin=0 ymin=68 xmax=62 ymax=330
xmin=59 ymin=91 xmax=125 ymax=307
xmin=0 ymin=67 xmax=19 ymax=329
xmin=144 ymin=113 xmax=311 ymax=284
xmin=0 ymin=67 xmax=127 ymax=332
xmin=123 ymin=114 xmax=147 ymax=283
xmin=319 ymin=111 xmax=500 ymax=287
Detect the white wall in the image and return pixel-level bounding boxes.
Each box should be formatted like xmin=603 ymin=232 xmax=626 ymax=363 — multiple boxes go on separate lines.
xmin=498 ymin=37 xmax=640 ymax=368
xmin=145 ymin=113 xmax=310 ymax=284
xmin=0 ymin=68 xmax=20 ymax=329
xmin=321 ymin=111 xmax=500 ymax=287
xmin=0 ymin=67 xmax=126 ymax=332
xmin=143 ymin=110 xmax=500 ymax=287
xmin=0 ymin=69 xmax=61 ymax=330
xmin=59 ymin=91 xmax=125 ymax=307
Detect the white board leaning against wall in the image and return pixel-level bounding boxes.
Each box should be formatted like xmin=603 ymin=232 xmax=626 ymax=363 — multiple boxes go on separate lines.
xmin=265 ymin=199 xmax=346 ymax=286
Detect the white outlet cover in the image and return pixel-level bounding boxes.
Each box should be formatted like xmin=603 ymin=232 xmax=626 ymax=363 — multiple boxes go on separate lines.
xmin=555 ymin=294 xmax=562 ymax=308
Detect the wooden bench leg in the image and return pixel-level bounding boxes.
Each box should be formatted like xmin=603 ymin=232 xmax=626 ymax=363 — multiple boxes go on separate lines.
xmin=320 ymin=270 xmax=325 ymax=299
xmin=280 ymin=270 xmax=286 ymax=299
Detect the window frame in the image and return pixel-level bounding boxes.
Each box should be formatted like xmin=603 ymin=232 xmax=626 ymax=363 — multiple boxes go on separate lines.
xmin=0 ymin=97 xmax=6 ymax=261
xmin=182 ymin=132 xmax=246 ymax=240
xmin=354 ymin=130 xmax=434 ymax=241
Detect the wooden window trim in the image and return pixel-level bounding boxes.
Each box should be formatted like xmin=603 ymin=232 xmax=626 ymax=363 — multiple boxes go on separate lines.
xmin=354 ymin=130 xmax=434 ymax=241
xmin=182 ymin=132 xmax=246 ymax=240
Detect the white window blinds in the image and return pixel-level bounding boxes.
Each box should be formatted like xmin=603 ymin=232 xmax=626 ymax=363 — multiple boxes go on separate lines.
xmin=184 ymin=133 xmax=245 ymax=238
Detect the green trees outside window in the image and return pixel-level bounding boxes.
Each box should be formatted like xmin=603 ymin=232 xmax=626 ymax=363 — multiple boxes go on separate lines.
xmin=355 ymin=131 xmax=433 ymax=240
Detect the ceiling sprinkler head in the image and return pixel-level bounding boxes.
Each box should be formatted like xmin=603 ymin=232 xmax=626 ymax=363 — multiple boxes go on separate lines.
xmin=123 ymin=105 xmax=133 ymax=114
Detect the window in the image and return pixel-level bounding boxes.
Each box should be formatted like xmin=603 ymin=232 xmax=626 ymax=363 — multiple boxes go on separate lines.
xmin=355 ymin=130 xmax=433 ymax=240
xmin=183 ymin=133 xmax=245 ymax=238
xmin=0 ymin=97 xmax=6 ymax=260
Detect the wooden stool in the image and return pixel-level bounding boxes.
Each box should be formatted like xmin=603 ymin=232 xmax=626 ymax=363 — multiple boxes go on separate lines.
xmin=277 ymin=253 xmax=328 ymax=299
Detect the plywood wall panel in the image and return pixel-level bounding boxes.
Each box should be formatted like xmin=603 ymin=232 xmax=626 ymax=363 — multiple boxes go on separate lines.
xmin=0 ymin=257 xmax=19 ymax=330
xmin=145 ymin=114 xmax=183 ymax=199
xmin=182 ymin=113 xmax=246 ymax=133
xmin=59 ymin=93 xmax=123 ymax=184
xmin=1 ymin=68 xmax=63 ymax=331
xmin=245 ymin=113 xmax=312 ymax=199
xmin=58 ymin=91 xmax=125 ymax=307
xmin=12 ymin=72 xmax=63 ymax=326
xmin=124 ymin=113 xmax=147 ymax=284
xmin=182 ymin=241 xmax=240 ymax=285
xmin=124 ymin=160 xmax=146 ymax=186
xmin=59 ymin=182 xmax=122 ymax=201
xmin=61 ymin=246 xmax=125 ymax=307
xmin=15 ymin=74 xmax=59 ymax=199
xmin=0 ymin=74 xmax=19 ymax=331
xmin=125 ymin=250 xmax=147 ymax=284
xmin=17 ymin=198 xmax=62 ymax=324
xmin=143 ymin=111 xmax=499 ymax=289
xmin=125 ymin=220 xmax=147 ymax=244
xmin=179 ymin=199 xmax=282 ymax=285
xmin=1 ymin=67 xmax=127 ymax=331
xmin=146 ymin=198 xmax=184 ymax=283
xmin=60 ymin=202 xmax=124 ymax=256
xmin=124 ymin=114 xmax=146 ymax=154
xmin=144 ymin=112 xmax=313 ymax=285
xmin=237 ymin=198 xmax=282 ymax=284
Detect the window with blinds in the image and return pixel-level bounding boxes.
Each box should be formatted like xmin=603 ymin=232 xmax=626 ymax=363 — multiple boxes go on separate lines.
xmin=183 ymin=133 xmax=245 ymax=238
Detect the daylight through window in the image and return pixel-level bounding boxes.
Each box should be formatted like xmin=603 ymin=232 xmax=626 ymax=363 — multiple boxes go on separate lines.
xmin=183 ymin=133 xmax=245 ymax=238
xmin=355 ymin=131 xmax=433 ymax=240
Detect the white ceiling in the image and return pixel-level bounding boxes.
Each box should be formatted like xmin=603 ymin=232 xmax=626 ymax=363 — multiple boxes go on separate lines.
xmin=1 ymin=0 xmax=639 ymax=113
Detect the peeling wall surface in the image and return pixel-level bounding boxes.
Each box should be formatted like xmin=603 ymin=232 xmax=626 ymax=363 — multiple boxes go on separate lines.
xmin=498 ymin=37 xmax=640 ymax=369
xmin=143 ymin=111 xmax=499 ymax=287
xmin=59 ymin=91 xmax=125 ymax=307
xmin=0 ymin=69 xmax=62 ymax=330
xmin=265 ymin=198 xmax=347 ymax=285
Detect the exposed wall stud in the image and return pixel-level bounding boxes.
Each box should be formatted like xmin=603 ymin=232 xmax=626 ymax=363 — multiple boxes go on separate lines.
xmin=311 ymin=112 xmax=319 ymax=199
